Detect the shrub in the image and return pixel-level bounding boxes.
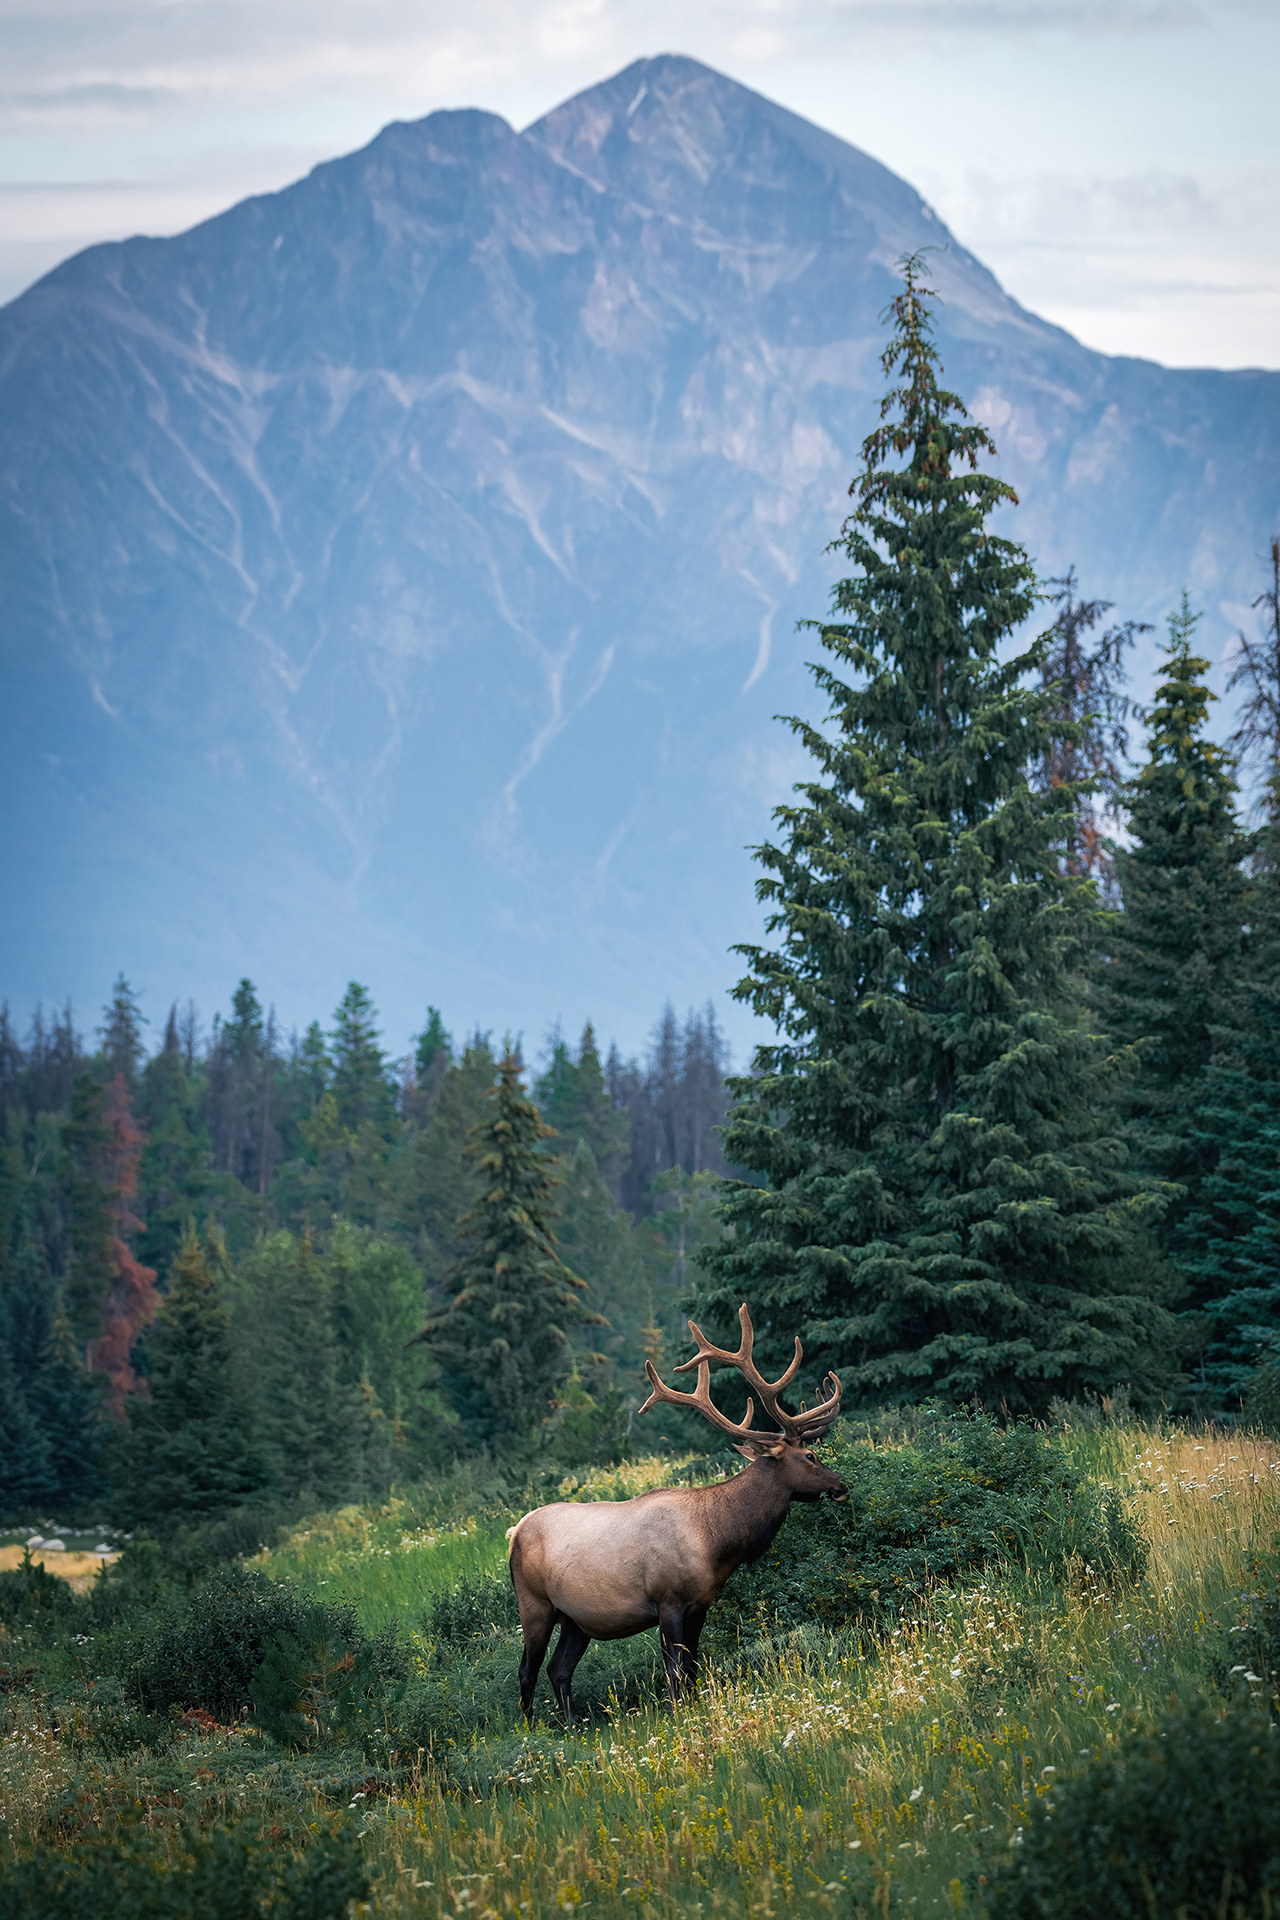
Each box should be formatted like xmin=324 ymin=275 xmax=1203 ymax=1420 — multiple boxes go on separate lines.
xmin=251 ymin=1602 xmax=385 ymax=1751
xmin=706 ymin=1407 xmax=1146 ymax=1643
xmin=421 ymin=1571 xmax=519 ymax=1650
xmin=121 ymin=1569 xmax=362 ymax=1722
xmin=981 ymin=1697 xmax=1280 ymax=1919
xmin=1213 ymin=1533 xmax=1280 ymax=1709
xmin=0 ymin=1550 xmax=79 ymax=1634
xmin=0 ymin=1818 xmax=367 ymax=1920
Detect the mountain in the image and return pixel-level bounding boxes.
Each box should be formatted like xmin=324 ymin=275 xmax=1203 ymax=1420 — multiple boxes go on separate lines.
xmin=2 ymin=53 xmax=1278 ymax=1057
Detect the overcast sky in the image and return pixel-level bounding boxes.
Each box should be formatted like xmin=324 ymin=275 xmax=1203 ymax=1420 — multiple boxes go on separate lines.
xmin=0 ymin=0 xmax=1275 ymax=368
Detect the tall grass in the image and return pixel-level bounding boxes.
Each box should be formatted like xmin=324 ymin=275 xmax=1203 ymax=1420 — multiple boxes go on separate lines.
xmin=342 ymin=1422 xmax=1280 ymax=1916
xmin=5 ymin=1424 xmax=1278 ymax=1915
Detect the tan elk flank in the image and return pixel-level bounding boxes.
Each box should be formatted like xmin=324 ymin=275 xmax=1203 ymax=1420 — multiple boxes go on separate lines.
xmin=506 ymin=1305 xmax=845 ymax=1721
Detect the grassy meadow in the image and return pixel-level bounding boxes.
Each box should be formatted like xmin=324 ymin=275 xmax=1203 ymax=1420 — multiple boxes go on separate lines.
xmin=2 ymin=1419 xmax=1278 ymax=1916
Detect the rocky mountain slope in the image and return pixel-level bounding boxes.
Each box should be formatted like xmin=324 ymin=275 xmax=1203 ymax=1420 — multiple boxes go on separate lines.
xmin=2 ymin=54 xmax=1277 ymax=1050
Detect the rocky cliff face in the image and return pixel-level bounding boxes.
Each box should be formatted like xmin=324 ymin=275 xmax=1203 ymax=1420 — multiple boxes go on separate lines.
xmin=2 ymin=54 xmax=1276 ymax=1046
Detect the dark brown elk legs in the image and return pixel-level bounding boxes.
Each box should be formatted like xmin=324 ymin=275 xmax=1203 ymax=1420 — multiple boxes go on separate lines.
xmin=547 ymin=1619 xmax=592 ymax=1724
xmin=659 ymin=1603 xmax=708 ymax=1706
xmin=517 ymin=1598 xmax=556 ymax=1723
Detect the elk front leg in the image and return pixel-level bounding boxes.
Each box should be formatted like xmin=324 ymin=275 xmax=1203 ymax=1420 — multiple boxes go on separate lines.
xmin=658 ymin=1604 xmax=705 ymax=1707
xmin=547 ymin=1619 xmax=592 ymax=1725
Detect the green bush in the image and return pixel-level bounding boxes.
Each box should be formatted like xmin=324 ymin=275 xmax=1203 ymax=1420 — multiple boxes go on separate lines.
xmin=0 ymin=1818 xmax=367 ymax=1920
xmin=1213 ymin=1534 xmax=1280 ymax=1709
xmin=121 ymin=1569 xmax=363 ymax=1722
xmin=251 ymin=1603 xmax=389 ymax=1751
xmin=0 ymin=1550 xmax=80 ymax=1634
xmin=981 ymin=1698 xmax=1280 ymax=1919
xmin=707 ymin=1408 xmax=1146 ymax=1643
xmin=421 ymin=1571 xmax=519 ymax=1649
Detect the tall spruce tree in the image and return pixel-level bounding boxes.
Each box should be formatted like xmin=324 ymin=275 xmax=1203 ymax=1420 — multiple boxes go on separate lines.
xmin=692 ymin=255 xmax=1174 ymax=1413
xmin=111 ymin=1227 xmax=268 ymax=1528
xmin=1168 ymin=544 xmax=1280 ymax=1411
xmin=1107 ymin=596 xmax=1252 ymax=1261
xmin=421 ymin=1051 xmax=603 ymax=1449
xmin=28 ymin=1307 xmax=107 ymax=1506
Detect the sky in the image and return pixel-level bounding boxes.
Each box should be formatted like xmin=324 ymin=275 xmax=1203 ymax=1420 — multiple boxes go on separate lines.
xmin=1 ymin=0 xmax=1277 ymax=371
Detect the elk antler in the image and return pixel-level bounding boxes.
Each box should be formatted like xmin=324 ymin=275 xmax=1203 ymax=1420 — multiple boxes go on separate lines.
xmin=638 ymin=1304 xmax=842 ymax=1447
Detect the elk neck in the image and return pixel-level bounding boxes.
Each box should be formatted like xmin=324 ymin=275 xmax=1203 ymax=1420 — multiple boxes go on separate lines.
xmin=699 ymin=1454 xmax=799 ymax=1577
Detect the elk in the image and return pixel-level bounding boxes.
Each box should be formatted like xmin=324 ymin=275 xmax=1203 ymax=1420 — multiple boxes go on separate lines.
xmin=506 ymin=1304 xmax=844 ymax=1723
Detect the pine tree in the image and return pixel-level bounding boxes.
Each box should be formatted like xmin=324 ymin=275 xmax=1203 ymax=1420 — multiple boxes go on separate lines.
xmin=231 ymin=1232 xmax=359 ymax=1503
xmin=137 ymin=1037 xmax=211 ymax=1278
xmin=1036 ymin=568 xmax=1146 ymax=899
xmin=0 ymin=1339 xmax=56 ymax=1513
xmin=422 ymin=1051 xmax=604 ymax=1449
xmin=329 ymin=984 xmax=395 ymax=1133
xmin=111 ymin=1227 xmax=267 ymax=1528
xmin=1107 ymin=596 xmax=1252 ymax=1254
xmin=98 ymin=974 xmax=148 ymax=1087
xmin=1168 ymin=540 xmax=1280 ymax=1411
xmin=62 ymin=1074 xmax=116 ymax=1348
xmin=534 ymin=1022 xmax=627 ymax=1173
xmin=386 ymin=1036 xmax=499 ymax=1283
xmin=691 ymin=254 xmax=1175 ymax=1414
xmin=87 ymin=1074 xmax=159 ymax=1411
xmin=27 ymin=1307 xmax=107 ymax=1507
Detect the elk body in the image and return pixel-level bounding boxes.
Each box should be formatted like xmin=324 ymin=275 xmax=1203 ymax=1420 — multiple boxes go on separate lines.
xmin=506 ymin=1306 xmax=845 ymax=1722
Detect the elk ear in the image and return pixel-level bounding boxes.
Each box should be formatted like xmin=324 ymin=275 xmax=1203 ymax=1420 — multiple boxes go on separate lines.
xmin=734 ymin=1438 xmax=787 ymax=1459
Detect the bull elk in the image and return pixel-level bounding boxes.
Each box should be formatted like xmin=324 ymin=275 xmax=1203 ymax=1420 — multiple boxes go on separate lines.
xmin=506 ymin=1304 xmax=844 ymax=1722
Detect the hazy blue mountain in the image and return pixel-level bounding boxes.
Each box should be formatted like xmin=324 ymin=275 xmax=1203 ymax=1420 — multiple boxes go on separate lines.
xmin=2 ymin=54 xmax=1278 ymax=1057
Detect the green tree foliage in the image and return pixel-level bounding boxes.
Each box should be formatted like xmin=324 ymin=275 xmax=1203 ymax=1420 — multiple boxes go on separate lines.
xmin=1107 ymin=597 xmax=1252 ymax=1263
xmin=98 ymin=973 xmax=148 ymax=1086
xmin=422 ymin=1051 xmax=604 ymax=1449
xmin=137 ymin=1020 xmax=211 ymax=1277
xmin=1168 ymin=546 xmax=1280 ymax=1412
xmin=693 ymin=255 xmax=1174 ymax=1413
xmin=387 ymin=1036 xmax=498 ymax=1284
xmin=328 ymin=1224 xmax=422 ymax=1442
xmin=1035 ymin=568 xmax=1144 ymax=900
xmin=27 ymin=1307 xmax=107 ymax=1506
xmin=535 ymin=1023 xmax=628 ymax=1176
xmin=0 ymin=1338 xmax=56 ymax=1512
xmin=329 ymin=983 xmax=395 ymax=1133
xmin=229 ymin=1232 xmax=360 ymax=1503
xmin=111 ymin=1227 xmax=268 ymax=1529
xmin=62 ymin=1073 xmax=116 ymax=1346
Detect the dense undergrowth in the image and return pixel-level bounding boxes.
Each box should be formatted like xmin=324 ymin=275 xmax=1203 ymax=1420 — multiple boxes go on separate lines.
xmin=3 ymin=1415 xmax=1280 ymax=1916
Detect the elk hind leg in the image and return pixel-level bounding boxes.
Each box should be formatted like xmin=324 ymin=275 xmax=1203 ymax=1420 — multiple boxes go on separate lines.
xmin=516 ymin=1599 xmax=556 ymax=1724
xmin=547 ymin=1619 xmax=592 ymax=1726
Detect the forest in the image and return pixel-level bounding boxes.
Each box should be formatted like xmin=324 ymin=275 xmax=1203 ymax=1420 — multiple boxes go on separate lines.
xmin=4 ymin=260 xmax=1280 ymax=1533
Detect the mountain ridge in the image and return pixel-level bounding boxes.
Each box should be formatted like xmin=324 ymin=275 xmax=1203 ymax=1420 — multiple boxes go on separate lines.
xmin=2 ymin=53 xmax=1277 ymax=1053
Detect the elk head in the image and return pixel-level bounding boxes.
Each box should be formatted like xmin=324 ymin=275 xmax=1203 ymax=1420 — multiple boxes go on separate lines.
xmin=639 ymin=1304 xmax=846 ymax=1500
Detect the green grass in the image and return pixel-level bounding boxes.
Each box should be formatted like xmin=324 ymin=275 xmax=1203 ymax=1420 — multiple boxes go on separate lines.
xmin=4 ymin=1426 xmax=1279 ymax=1917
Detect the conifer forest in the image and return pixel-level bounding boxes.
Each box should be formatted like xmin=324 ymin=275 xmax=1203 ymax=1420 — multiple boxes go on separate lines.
xmin=4 ymin=257 xmax=1280 ymax=1920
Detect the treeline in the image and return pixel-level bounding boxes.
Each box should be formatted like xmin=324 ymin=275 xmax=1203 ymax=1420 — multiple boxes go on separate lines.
xmin=0 ymin=992 xmax=731 ymax=1517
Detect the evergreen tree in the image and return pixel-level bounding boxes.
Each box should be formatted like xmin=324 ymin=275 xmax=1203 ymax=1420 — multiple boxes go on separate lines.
xmin=421 ymin=1051 xmax=604 ymax=1449
xmin=327 ymin=1224 xmax=423 ymax=1453
xmin=535 ymin=1022 xmax=627 ymax=1173
xmin=137 ymin=1038 xmax=211 ymax=1277
xmin=27 ymin=1307 xmax=107 ymax=1506
xmin=329 ymin=984 xmax=395 ymax=1133
xmin=0 ymin=1340 xmax=56 ymax=1513
xmin=386 ymin=1036 xmax=498 ymax=1282
xmin=98 ymin=974 xmax=148 ymax=1087
xmin=62 ymin=1074 xmax=115 ymax=1347
xmin=692 ymin=254 xmax=1175 ymax=1413
xmin=111 ymin=1227 xmax=267 ymax=1528
xmin=1107 ymin=596 xmax=1252 ymax=1255
xmin=1036 ymin=569 xmax=1146 ymax=899
xmin=230 ymin=1232 xmax=359 ymax=1503
xmin=1169 ymin=541 xmax=1280 ymax=1410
